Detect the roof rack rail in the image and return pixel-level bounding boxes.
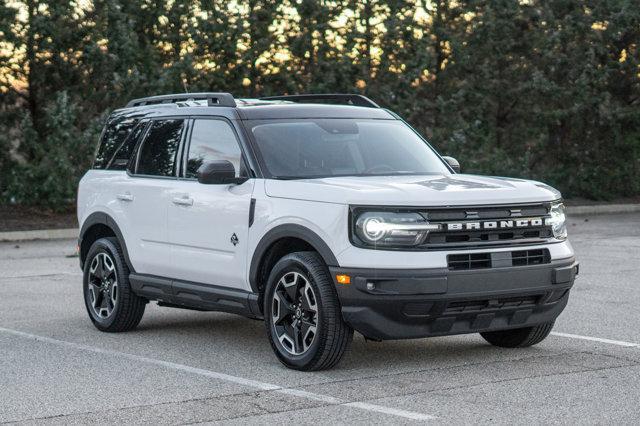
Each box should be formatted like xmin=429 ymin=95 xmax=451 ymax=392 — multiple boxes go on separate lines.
xmin=125 ymin=92 xmax=236 ymax=108
xmin=259 ymin=94 xmax=380 ymax=108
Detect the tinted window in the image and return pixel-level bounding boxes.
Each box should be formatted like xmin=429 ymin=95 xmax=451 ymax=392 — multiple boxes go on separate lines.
xmin=136 ymin=119 xmax=184 ymax=177
xmin=186 ymin=119 xmax=242 ymax=178
xmin=93 ymin=116 xmax=139 ymax=169
xmin=109 ymin=122 xmax=147 ymax=170
xmin=249 ymin=119 xmax=450 ymax=178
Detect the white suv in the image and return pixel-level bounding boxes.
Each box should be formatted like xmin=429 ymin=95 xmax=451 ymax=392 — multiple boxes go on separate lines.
xmin=78 ymin=93 xmax=578 ymax=370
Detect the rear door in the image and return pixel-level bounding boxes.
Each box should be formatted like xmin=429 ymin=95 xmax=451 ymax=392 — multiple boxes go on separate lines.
xmin=167 ymin=117 xmax=254 ymax=290
xmin=119 ymin=118 xmax=186 ymax=278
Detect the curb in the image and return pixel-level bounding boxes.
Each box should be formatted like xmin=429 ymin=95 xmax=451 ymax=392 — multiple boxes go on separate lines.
xmin=567 ymin=203 xmax=640 ymax=216
xmin=0 ymin=228 xmax=78 ymax=243
xmin=0 ymin=203 xmax=638 ymax=242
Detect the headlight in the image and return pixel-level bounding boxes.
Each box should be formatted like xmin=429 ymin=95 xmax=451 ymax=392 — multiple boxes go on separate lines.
xmin=353 ymin=211 xmax=441 ymax=247
xmin=546 ymin=201 xmax=567 ymax=239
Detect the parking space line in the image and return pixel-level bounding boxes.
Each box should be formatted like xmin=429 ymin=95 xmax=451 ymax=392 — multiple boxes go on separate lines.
xmin=0 ymin=326 xmax=435 ymax=421
xmin=552 ymin=332 xmax=640 ymax=348
xmin=344 ymin=402 xmax=436 ymax=421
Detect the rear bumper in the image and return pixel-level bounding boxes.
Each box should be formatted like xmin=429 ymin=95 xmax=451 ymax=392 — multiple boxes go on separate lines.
xmin=330 ymin=258 xmax=578 ymax=340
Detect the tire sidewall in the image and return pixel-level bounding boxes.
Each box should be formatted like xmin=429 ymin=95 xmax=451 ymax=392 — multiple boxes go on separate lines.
xmin=83 ymin=238 xmax=127 ymax=330
xmin=264 ymin=255 xmax=327 ymax=369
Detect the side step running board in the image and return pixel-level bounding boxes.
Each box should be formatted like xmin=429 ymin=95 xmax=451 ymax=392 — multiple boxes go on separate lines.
xmin=129 ymin=273 xmax=262 ymax=319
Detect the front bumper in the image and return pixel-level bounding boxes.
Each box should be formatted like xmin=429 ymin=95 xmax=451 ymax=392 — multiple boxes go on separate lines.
xmin=330 ymin=258 xmax=578 ymax=340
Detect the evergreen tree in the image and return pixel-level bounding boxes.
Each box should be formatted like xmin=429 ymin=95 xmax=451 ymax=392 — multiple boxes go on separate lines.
xmin=7 ymin=92 xmax=100 ymax=208
xmin=0 ymin=0 xmax=639 ymax=206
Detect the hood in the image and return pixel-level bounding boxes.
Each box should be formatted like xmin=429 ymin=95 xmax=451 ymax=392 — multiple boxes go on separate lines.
xmin=264 ymin=174 xmax=561 ymax=206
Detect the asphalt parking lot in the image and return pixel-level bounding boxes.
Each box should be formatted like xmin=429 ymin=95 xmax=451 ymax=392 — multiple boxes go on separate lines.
xmin=1 ymin=212 xmax=640 ymax=424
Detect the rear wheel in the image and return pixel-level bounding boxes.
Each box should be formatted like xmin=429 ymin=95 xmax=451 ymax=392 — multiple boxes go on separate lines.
xmin=264 ymin=251 xmax=353 ymax=371
xmin=83 ymin=237 xmax=146 ymax=332
xmin=480 ymin=321 xmax=555 ymax=348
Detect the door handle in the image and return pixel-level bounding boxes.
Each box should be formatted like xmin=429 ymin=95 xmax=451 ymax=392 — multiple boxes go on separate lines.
xmin=117 ymin=193 xmax=134 ymax=202
xmin=172 ymin=196 xmax=193 ymax=206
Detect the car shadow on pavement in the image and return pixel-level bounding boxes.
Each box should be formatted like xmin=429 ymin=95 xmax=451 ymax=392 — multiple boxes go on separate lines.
xmin=128 ymin=310 xmax=542 ymax=372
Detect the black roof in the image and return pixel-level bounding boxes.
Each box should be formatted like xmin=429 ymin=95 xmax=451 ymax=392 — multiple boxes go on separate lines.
xmin=115 ymin=93 xmax=396 ymax=120
xmin=237 ymin=103 xmax=393 ymax=120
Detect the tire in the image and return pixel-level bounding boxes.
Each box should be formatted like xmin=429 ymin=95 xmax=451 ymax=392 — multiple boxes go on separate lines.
xmin=83 ymin=237 xmax=146 ymax=332
xmin=480 ymin=321 xmax=555 ymax=348
xmin=264 ymin=251 xmax=353 ymax=371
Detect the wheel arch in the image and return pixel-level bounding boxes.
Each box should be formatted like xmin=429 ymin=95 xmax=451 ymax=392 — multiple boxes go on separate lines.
xmin=249 ymin=224 xmax=339 ymax=294
xmin=79 ymin=212 xmax=135 ymax=272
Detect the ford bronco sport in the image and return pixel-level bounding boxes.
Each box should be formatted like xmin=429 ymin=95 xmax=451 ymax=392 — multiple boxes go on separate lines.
xmin=78 ymin=93 xmax=578 ymax=371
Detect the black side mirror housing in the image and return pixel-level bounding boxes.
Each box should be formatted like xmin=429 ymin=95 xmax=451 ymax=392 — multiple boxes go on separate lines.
xmin=442 ymin=156 xmax=461 ymax=173
xmin=197 ymin=160 xmax=248 ymax=185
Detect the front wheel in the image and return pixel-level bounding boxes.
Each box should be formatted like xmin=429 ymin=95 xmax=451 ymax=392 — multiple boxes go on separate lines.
xmin=83 ymin=237 xmax=146 ymax=332
xmin=264 ymin=251 xmax=353 ymax=371
xmin=480 ymin=321 xmax=555 ymax=348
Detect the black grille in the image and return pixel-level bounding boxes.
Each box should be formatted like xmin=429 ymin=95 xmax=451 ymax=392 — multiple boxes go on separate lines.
xmin=512 ymin=249 xmax=551 ymax=266
xmin=447 ymin=249 xmax=551 ymax=270
xmin=421 ymin=203 xmax=553 ymax=249
xmin=427 ymin=228 xmax=553 ymax=246
xmin=444 ymin=295 xmax=540 ymax=314
xmin=447 ymin=253 xmax=492 ymax=270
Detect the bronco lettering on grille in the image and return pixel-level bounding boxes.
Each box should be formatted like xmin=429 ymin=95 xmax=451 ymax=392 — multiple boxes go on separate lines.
xmin=446 ymin=218 xmax=545 ymax=231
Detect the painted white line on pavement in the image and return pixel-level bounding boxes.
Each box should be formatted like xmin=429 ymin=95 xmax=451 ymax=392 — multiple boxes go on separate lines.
xmin=278 ymin=389 xmax=435 ymax=420
xmin=0 ymin=326 xmax=435 ymax=421
xmin=277 ymin=388 xmax=342 ymax=404
xmin=345 ymin=401 xmax=436 ymax=421
xmin=0 ymin=326 xmax=278 ymax=390
xmin=552 ymin=332 xmax=640 ymax=348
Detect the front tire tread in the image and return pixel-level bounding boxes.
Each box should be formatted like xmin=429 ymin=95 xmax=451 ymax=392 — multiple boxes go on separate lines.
xmin=265 ymin=251 xmax=353 ymax=371
xmin=84 ymin=237 xmax=145 ymax=332
xmin=480 ymin=321 xmax=555 ymax=348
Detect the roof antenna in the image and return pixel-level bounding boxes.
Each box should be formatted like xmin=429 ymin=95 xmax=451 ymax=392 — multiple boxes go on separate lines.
xmin=182 ymin=77 xmax=189 ymax=94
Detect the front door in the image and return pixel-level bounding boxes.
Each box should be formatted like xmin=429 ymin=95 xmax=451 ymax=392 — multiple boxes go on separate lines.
xmin=168 ymin=118 xmax=254 ymax=291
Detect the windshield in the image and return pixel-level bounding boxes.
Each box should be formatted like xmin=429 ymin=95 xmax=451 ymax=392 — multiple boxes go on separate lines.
xmin=247 ymin=119 xmax=451 ymax=179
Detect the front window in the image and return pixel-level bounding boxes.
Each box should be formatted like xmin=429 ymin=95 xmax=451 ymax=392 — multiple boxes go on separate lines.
xmin=248 ymin=119 xmax=450 ymax=179
xmin=185 ymin=119 xmax=244 ymax=179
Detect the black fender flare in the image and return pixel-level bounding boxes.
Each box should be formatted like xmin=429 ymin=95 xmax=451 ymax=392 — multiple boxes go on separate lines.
xmin=79 ymin=212 xmax=135 ymax=272
xmin=249 ymin=224 xmax=339 ymax=293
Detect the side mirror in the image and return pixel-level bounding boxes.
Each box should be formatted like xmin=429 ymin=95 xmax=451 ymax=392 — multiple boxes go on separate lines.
xmin=442 ymin=156 xmax=460 ymax=173
xmin=197 ymin=160 xmax=248 ymax=185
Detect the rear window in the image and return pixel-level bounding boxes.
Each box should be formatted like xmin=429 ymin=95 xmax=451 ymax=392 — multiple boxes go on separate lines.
xmin=93 ymin=115 xmax=141 ymax=169
xmin=135 ymin=119 xmax=184 ymax=177
xmin=109 ymin=123 xmax=146 ymax=170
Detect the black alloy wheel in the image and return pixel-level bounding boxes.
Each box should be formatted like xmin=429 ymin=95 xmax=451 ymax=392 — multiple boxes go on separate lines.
xmin=264 ymin=251 xmax=353 ymax=371
xmin=87 ymin=252 xmax=118 ymax=319
xmin=83 ymin=237 xmax=146 ymax=332
xmin=271 ymin=271 xmax=319 ymax=355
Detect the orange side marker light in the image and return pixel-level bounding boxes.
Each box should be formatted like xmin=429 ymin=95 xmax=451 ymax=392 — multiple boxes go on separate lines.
xmin=336 ymin=274 xmax=351 ymax=285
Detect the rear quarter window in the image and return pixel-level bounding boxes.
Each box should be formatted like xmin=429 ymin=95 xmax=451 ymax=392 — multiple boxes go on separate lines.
xmin=93 ymin=115 xmax=141 ymax=169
